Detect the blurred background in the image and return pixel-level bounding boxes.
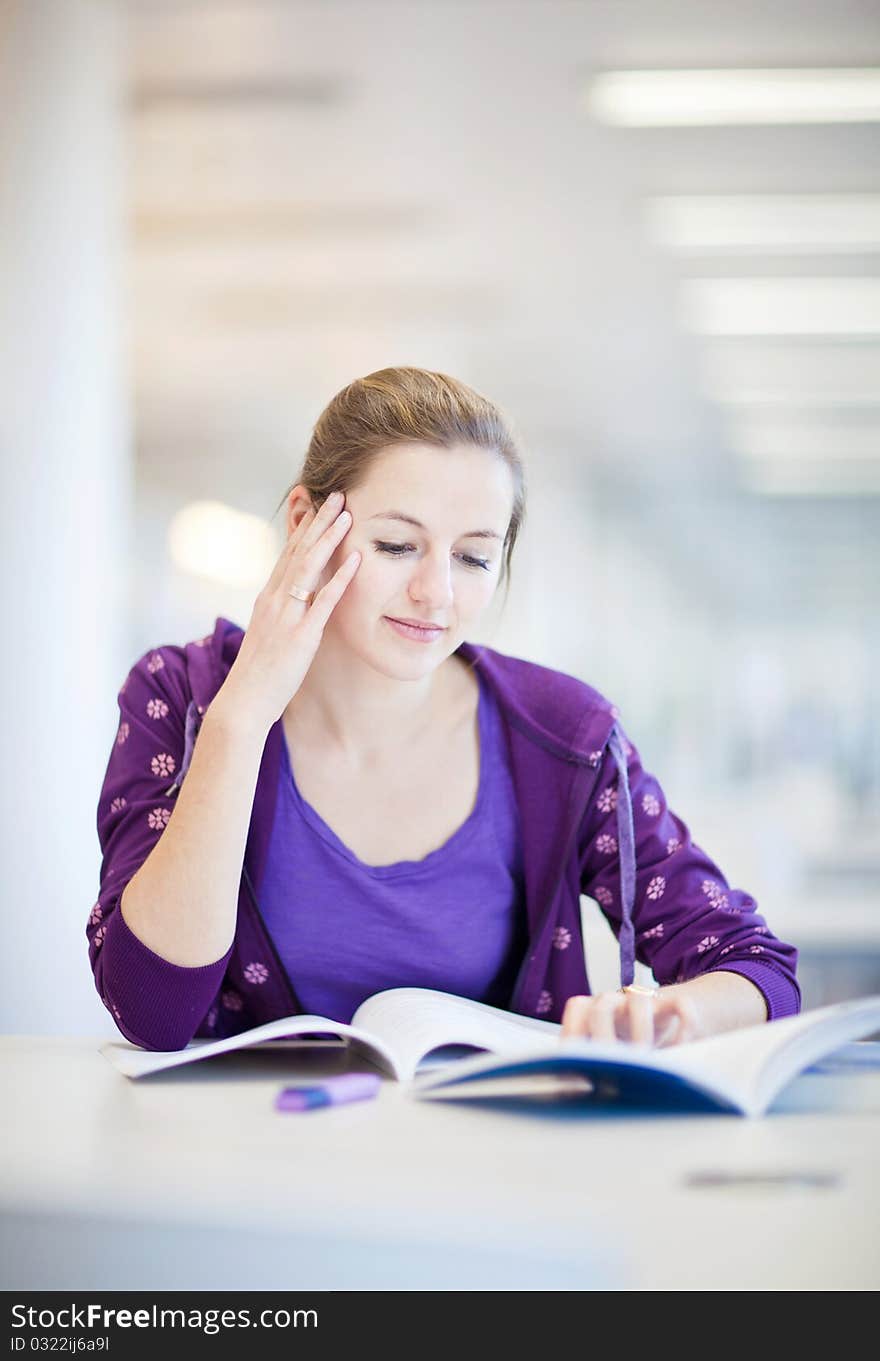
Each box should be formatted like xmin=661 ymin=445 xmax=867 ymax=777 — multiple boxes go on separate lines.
xmin=1 ymin=0 xmax=878 ymax=1036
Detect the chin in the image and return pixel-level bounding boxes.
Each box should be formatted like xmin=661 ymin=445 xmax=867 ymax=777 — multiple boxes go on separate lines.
xmin=326 ymin=624 xmax=429 ymax=677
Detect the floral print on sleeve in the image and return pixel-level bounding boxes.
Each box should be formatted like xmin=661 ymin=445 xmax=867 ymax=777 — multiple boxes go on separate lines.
xmin=87 ymin=644 xmax=232 ymax=1049
xmin=92 ymin=647 xmax=189 ymax=901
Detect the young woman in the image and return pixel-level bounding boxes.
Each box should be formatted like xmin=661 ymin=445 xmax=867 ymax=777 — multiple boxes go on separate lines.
xmin=88 ymin=367 xmax=799 ymax=1052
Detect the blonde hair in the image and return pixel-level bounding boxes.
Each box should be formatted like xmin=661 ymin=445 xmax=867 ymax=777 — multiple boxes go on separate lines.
xmin=273 ymin=366 xmax=527 ymax=606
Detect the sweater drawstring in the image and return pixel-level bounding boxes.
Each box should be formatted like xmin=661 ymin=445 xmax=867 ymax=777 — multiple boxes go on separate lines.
xmin=608 ymin=724 xmax=636 ymax=988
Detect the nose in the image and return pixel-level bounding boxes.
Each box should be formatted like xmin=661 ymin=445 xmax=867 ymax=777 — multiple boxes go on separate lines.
xmin=408 ymin=548 xmax=454 ymax=611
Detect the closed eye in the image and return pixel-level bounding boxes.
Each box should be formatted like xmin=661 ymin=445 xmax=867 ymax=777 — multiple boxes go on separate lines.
xmin=373 ymin=541 xmax=492 ymax=571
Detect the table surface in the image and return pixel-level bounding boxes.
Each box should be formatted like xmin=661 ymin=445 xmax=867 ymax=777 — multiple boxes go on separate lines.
xmin=2 ymin=1035 xmax=879 ymax=1291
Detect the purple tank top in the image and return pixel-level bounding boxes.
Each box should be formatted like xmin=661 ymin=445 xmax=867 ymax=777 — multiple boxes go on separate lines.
xmin=259 ymin=665 xmax=528 ymax=1023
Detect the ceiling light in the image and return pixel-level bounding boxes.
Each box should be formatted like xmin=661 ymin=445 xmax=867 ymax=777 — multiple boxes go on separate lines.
xmin=584 ymin=68 xmax=880 ymax=126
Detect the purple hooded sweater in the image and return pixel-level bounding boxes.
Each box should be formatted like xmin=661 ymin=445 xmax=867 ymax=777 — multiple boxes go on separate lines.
xmin=88 ymin=617 xmax=800 ymax=1050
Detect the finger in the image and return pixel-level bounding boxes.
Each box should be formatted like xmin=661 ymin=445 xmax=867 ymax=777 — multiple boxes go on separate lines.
xmin=625 ymin=994 xmax=655 ymax=1046
xmin=560 ymin=995 xmax=592 ymax=1038
xmin=654 ymin=1012 xmax=682 ymax=1048
xmin=653 ymin=992 xmax=701 ymax=1047
xmin=288 ymin=503 xmax=317 ymax=547
xmin=264 ymin=507 xmax=317 ymax=596
xmin=284 ymin=509 xmax=352 ymax=598
xmin=301 ymin=550 xmax=361 ymax=630
xmin=587 ymin=992 xmax=623 ymax=1042
xmin=652 ymin=999 xmax=684 ymax=1048
xmin=297 ymin=492 xmax=347 ymax=555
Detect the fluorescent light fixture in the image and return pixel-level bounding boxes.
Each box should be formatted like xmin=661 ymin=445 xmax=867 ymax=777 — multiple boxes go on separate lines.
xmin=727 ymin=416 xmax=880 ymax=461
xmin=700 ymin=342 xmax=880 ymax=406
xmin=168 ymin=500 xmax=280 ymax=588
xmin=740 ymin=461 xmax=880 ymax=495
xmin=646 ymin=195 xmax=880 ymax=254
xmin=679 ymin=278 xmax=880 ymax=336
xmin=584 ymin=68 xmax=880 ymax=126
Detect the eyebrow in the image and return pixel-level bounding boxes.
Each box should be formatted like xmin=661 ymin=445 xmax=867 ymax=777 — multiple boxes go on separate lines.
xmin=367 ymin=510 xmax=503 ymax=541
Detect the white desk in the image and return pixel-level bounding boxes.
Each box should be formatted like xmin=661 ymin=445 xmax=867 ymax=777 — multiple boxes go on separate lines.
xmin=2 ymin=1036 xmax=879 ymax=1291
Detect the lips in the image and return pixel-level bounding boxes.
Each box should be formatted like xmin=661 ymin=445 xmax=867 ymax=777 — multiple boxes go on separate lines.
xmin=384 ymin=616 xmax=446 ymax=643
xmin=388 ymin=617 xmax=446 ymax=629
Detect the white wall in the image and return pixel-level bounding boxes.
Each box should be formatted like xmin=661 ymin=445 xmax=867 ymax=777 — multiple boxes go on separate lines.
xmin=0 ymin=0 xmax=131 ymax=1036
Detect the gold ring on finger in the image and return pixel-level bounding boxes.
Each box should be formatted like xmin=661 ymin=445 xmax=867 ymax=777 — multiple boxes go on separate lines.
xmin=288 ymin=584 xmax=315 ymax=603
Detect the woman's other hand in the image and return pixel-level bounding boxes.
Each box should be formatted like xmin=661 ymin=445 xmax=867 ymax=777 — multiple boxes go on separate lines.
xmin=560 ymin=987 xmax=704 ymax=1049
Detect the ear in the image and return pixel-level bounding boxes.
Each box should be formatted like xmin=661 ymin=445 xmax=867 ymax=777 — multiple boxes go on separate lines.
xmin=286 ymin=485 xmax=315 ymax=540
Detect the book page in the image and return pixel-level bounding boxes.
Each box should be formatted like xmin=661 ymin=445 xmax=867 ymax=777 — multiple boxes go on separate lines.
xmin=351 ymin=987 xmax=562 ymax=1081
xmin=100 ymin=1013 xmax=401 ymax=1079
xmin=610 ymin=994 xmax=880 ymax=1116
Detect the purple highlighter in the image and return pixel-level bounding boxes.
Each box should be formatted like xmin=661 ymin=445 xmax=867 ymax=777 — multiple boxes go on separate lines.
xmin=274 ymin=1072 xmax=382 ymax=1113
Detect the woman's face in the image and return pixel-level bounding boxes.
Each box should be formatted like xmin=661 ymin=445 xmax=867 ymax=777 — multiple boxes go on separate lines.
xmin=289 ymin=442 xmax=515 ymax=678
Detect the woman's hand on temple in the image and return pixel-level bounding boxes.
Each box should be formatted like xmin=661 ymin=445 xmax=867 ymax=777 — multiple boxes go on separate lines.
xmin=219 ymin=490 xmax=360 ymax=732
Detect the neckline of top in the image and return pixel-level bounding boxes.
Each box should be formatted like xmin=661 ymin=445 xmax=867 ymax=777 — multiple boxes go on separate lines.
xmin=278 ymin=665 xmax=495 ymax=879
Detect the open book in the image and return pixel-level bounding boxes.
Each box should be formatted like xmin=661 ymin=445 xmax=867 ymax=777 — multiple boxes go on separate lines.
xmin=99 ymin=987 xmax=880 ymax=1117
xmin=100 ymin=987 xmax=560 ymax=1082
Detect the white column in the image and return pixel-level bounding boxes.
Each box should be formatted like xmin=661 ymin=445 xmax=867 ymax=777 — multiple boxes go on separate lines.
xmin=0 ymin=0 xmax=132 ymax=1034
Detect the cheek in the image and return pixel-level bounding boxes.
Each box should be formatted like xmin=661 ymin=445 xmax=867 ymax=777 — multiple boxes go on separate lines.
xmin=348 ymin=551 xmax=385 ymax=594
xmin=470 ymin=567 xmax=499 ymax=598
xmin=455 ymin=574 xmax=496 ymax=618
xmin=326 ymin=547 xmax=384 ymax=609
